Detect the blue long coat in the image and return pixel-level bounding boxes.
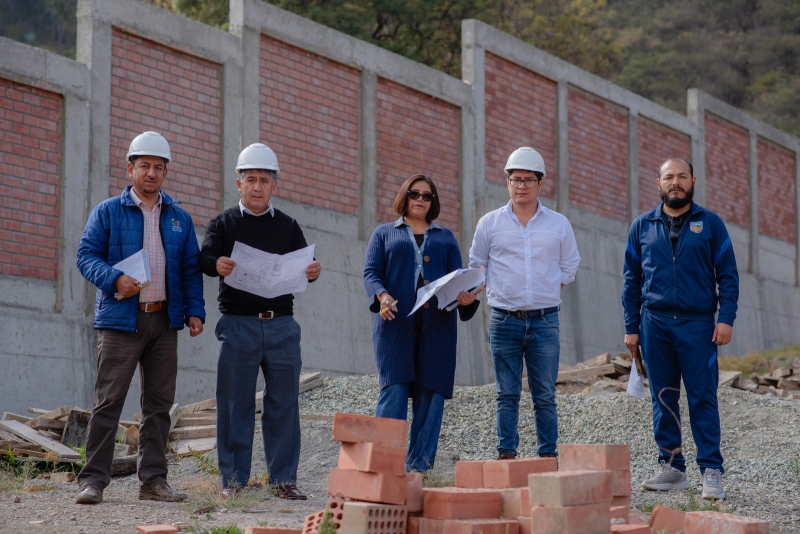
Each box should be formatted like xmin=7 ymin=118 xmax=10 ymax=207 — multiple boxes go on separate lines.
xmin=363 ymin=219 xmax=479 ymax=399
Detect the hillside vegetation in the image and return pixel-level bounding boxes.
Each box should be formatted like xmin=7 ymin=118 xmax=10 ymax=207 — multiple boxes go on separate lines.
xmin=2 ymin=0 xmax=799 ymax=136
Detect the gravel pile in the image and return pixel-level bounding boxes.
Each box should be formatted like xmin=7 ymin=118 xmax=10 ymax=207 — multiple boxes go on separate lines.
xmin=301 ymin=374 xmax=800 ymax=533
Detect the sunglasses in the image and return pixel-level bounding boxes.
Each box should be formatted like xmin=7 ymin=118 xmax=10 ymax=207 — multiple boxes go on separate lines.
xmin=407 ymin=190 xmax=435 ymax=202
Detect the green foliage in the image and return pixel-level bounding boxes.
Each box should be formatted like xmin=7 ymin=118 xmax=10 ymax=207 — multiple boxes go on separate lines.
xmin=189 ymin=448 xmax=221 ymax=477
xmin=791 ymin=457 xmax=800 ymax=483
xmin=674 ymin=487 xmax=737 ymax=513
xmin=185 ymin=522 xmax=244 ymax=534
xmin=718 ymin=345 xmax=799 ymax=376
xmin=319 ymin=513 xmax=337 ymax=534
xmin=640 ymin=501 xmax=656 ymax=513
xmin=0 ymin=0 xmax=77 ymax=58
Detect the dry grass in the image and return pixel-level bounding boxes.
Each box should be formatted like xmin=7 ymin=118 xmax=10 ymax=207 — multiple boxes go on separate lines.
xmin=22 ymin=484 xmax=57 ymax=492
xmin=718 ymin=345 xmax=800 ymax=376
xmin=179 ymin=473 xmax=263 ymax=511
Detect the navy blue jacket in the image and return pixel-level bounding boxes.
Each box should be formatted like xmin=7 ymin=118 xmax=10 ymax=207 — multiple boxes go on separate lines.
xmin=622 ymin=202 xmax=739 ymax=334
xmin=363 ymin=220 xmax=479 ymax=399
xmin=77 ymin=186 xmax=206 ymax=332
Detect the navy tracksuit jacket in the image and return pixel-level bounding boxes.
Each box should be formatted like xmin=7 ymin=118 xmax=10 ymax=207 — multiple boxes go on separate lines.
xmin=622 ymin=202 xmax=739 ymax=472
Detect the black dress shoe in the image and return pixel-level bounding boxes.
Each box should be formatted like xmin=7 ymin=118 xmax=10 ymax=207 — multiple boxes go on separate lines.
xmin=497 ymin=452 xmax=517 ymax=460
xmin=138 ymin=482 xmax=187 ymax=502
xmin=75 ymin=485 xmax=103 ymax=504
xmin=276 ymin=484 xmax=307 ymax=500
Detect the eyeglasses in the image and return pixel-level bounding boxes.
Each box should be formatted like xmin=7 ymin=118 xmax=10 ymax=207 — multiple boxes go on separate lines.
xmin=407 ymin=190 xmax=435 ymax=202
xmin=507 ymin=177 xmax=541 ymax=188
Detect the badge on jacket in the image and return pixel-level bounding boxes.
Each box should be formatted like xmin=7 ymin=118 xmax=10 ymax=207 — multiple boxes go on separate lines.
xmin=171 ymin=218 xmax=183 ymax=232
xmin=690 ymin=221 xmax=703 ymax=233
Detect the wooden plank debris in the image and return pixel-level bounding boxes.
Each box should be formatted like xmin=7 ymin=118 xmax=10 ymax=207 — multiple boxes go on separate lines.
xmin=556 ymin=364 xmax=616 ymax=383
xmin=124 ymin=425 xmax=139 ymax=449
xmin=168 ymin=424 xmax=216 ymax=441
xmin=719 ymin=370 xmax=742 ymax=387
xmin=0 ymin=420 xmax=80 ymax=459
xmin=179 ymin=398 xmax=216 ymax=415
xmin=2 ymin=413 xmax=32 ymax=424
xmin=299 ymin=371 xmax=323 ymax=394
xmin=169 ymin=437 xmax=216 ymax=457
xmin=175 ymin=416 xmax=216 ymax=427
xmin=29 ymin=417 xmax=66 ymax=432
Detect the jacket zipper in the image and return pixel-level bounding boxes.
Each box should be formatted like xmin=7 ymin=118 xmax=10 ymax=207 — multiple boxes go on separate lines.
xmin=669 ymin=211 xmax=694 ymax=319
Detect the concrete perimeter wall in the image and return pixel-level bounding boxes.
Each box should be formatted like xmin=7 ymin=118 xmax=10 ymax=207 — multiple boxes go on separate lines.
xmin=0 ymin=0 xmax=798 ymax=416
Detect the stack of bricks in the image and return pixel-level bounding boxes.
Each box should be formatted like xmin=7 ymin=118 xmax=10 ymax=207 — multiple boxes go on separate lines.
xmin=649 ymin=506 xmax=770 ymax=533
xmin=559 ymin=443 xmax=634 ymax=530
xmin=304 ymin=412 xmax=421 ymax=534
xmin=442 ymin=456 xmax=557 ymax=534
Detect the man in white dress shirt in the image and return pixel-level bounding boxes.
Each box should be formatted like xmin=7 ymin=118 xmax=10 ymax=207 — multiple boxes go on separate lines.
xmin=469 ymin=147 xmax=580 ymax=459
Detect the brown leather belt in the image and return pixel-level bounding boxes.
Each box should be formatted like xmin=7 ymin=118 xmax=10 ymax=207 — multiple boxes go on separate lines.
xmin=139 ymin=301 xmax=166 ymax=313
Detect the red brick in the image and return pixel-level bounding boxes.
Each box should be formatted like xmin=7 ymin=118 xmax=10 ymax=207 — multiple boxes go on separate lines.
xmin=338 ymin=441 xmax=406 ymax=476
xmin=705 ymin=113 xmax=750 ymax=227
xmin=649 ymin=505 xmax=686 ymax=534
xmin=327 ymin=467 xmax=407 ymax=505
xmin=244 ymin=528 xmax=302 ymax=534
xmin=483 ymin=458 xmax=557 ymax=488
xmin=454 ymin=461 xmax=485 ymax=488
xmin=406 ymin=472 xmax=423 ymax=513
xmin=758 ymin=138 xmax=796 ymax=243
xmin=443 ymin=519 xmax=519 ymax=534
xmin=637 ymin=117 xmax=691 ymax=213
xmin=627 ymin=513 xmax=645 ymax=525
xmin=529 ymin=470 xmax=612 ymax=506
xmin=326 ymin=497 xmax=346 ymax=525
xmin=500 ymin=487 xmax=530 ymax=518
xmin=559 ymin=444 xmax=630 ymax=471
xmin=611 ymin=470 xmax=631 ymax=496
xmin=422 ymin=488 xmax=502 ymax=520
xmin=609 ymin=505 xmax=628 ymax=520
xmin=303 ymin=510 xmax=326 ymax=534
xmin=136 ymin=526 xmax=178 ymax=534
xmin=332 ymin=413 xmax=409 ymax=449
xmin=611 ymin=495 xmax=630 ymax=508
xmin=419 ymin=518 xmax=445 ymax=534
xmin=684 ymin=511 xmax=769 ymax=534
xmin=610 ymin=525 xmax=650 ymax=533
xmin=409 ymin=516 xmax=420 ymax=534
xmin=529 ymin=503 xmax=610 ymax=534
xmin=517 ymin=516 xmax=532 ymax=534
xmin=340 ymin=501 xmax=407 ymax=534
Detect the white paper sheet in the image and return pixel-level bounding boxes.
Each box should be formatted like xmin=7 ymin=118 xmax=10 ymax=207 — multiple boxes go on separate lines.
xmin=113 ymin=250 xmax=151 ymax=300
xmin=627 ymin=348 xmax=645 ymax=398
xmin=408 ymin=268 xmax=485 ymax=316
xmin=226 ymin=241 xmax=315 ymax=299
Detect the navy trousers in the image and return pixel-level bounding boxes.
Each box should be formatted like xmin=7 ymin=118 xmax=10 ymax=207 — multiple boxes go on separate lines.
xmin=215 ymin=314 xmax=302 ymax=489
xmin=640 ymin=310 xmax=723 ymax=474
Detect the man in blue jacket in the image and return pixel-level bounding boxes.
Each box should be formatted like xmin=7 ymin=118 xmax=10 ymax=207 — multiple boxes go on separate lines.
xmin=75 ymin=131 xmax=205 ymax=504
xmin=622 ymin=156 xmax=739 ymax=500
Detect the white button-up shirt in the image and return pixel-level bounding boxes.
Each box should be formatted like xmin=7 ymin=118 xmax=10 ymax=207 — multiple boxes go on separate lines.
xmin=239 ymin=199 xmax=274 ymax=217
xmin=469 ymin=200 xmax=580 ymax=311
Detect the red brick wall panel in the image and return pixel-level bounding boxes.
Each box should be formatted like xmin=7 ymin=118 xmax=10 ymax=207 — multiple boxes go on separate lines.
xmin=260 ymin=36 xmax=360 ymax=214
xmin=0 ymin=78 xmax=61 ymax=280
xmin=757 ymin=139 xmax=796 ymax=242
xmin=376 ymin=79 xmax=461 ymax=236
xmin=704 ymin=114 xmax=749 ymax=227
xmin=568 ymin=89 xmax=628 ymax=220
xmin=484 ymin=53 xmax=557 ymax=197
xmin=110 ymin=29 xmax=222 ymax=225
xmin=637 ymin=118 xmax=691 ymax=213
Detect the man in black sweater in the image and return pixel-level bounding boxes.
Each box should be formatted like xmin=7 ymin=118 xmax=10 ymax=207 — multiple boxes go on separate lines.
xmin=200 ymin=143 xmax=320 ymax=500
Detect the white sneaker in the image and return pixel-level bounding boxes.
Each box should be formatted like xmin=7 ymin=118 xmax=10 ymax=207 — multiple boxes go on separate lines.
xmin=702 ymin=468 xmax=726 ymax=500
xmin=641 ymin=461 xmax=691 ymax=491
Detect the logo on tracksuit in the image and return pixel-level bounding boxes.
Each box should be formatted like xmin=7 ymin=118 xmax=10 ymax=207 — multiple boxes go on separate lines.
xmin=170 ymin=218 xmax=182 ymax=232
xmin=690 ymin=221 xmax=703 ymax=233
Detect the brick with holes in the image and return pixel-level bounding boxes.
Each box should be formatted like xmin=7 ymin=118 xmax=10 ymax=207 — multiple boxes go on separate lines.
xmin=328 ymin=468 xmax=407 ymax=505
xmin=332 ymin=413 xmax=409 ymax=449
xmin=483 ymin=458 xmax=558 ymax=488
xmin=340 ymin=501 xmax=407 ymax=534
xmin=325 ymin=497 xmax=347 ymax=525
xmin=422 ymin=487 xmax=501 ymax=520
xmin=528 ymin=470 xmax=612 ymax=507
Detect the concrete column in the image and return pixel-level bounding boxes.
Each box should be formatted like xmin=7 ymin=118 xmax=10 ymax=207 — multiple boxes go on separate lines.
xmin=627 ymin=111 xmax=639 ymax=222
xmin=686 ymin=89 xmax=707 ymax=206
xmin=556 ymin=80 xmax=569 ymax=215
xmin=748 ymin=130 xmax=759 ymax=275
xmin=358 ymin=70 xmax=377 ymax=241
xmin=76 ymin=0 xmax=113 ymax=315
xmin=796 ymin=150 xmax=800 ymax=286
xmin=461 ymin=24 xmax=486 ymax=203
xmin=220 ymin=62 xmax=243 ymax=212
xmin=56 ymin=93 xmax=91 ymax=315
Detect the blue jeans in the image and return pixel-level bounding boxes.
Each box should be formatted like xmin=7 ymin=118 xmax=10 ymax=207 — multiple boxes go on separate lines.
xmin=375 ymin=382 xmax=444 ymax=472
xmin=215 ymin=314 xmax=302 ymax=489
xmin=488 ymin=308 xmax=560 ymax=456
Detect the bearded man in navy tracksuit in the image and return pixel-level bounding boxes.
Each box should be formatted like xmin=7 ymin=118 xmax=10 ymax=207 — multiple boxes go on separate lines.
xmin=622 ymin=156 xmax=739 ymax=500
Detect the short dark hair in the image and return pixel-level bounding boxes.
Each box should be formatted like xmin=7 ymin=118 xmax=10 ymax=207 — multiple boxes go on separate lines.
xmin=393 ymin=174 xmax=441 ymax=222
xmin=658 ymin=156 xmax=693 ymax=179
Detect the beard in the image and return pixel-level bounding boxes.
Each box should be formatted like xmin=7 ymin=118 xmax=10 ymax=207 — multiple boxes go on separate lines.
xmin=659 ymin=184 xmax=694 ymax=209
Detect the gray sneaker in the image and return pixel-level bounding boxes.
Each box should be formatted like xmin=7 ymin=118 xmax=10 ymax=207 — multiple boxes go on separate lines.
xmin=702 ymin=468 xmax=726 ymax=500
xmin=641 ymin=461 xmax=691 ymax=491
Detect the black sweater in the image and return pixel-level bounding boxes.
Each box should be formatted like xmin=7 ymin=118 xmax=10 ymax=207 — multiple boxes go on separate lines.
xmin=199 ymin=206 xmax=312 ymax=315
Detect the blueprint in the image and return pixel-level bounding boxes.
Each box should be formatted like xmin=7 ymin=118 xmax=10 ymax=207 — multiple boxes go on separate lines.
xmin=113 ymin=250 xmax=151 ymax=300
xmin=226 ymin=241 xmax=315 ymax=299
xmin=408 ymin=267 xmax=485 ymax=315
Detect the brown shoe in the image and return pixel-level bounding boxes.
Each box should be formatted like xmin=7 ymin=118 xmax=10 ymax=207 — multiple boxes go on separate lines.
xmin=75 ymin=484 xmax=103 ymax=504
xmin=275 ymin=484 xmax=307 ymax=500
xmin=497 ymin=452 xmax=517 ymax=460
xmin=138 ymin=482 xmax=187 ymax=502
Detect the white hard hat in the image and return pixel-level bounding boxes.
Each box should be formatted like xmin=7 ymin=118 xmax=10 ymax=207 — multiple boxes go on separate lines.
xmin=236 ymin=143 xmax=280 ymax=173
xmin=504 ymin=147 xmax=546 ymax=177
xmin=127 ymin=131 xmax=171 ymax=162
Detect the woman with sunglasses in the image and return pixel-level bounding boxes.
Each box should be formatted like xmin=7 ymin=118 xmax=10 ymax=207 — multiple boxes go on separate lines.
xmin=363 ymin=174 xmax=481 ymax=472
